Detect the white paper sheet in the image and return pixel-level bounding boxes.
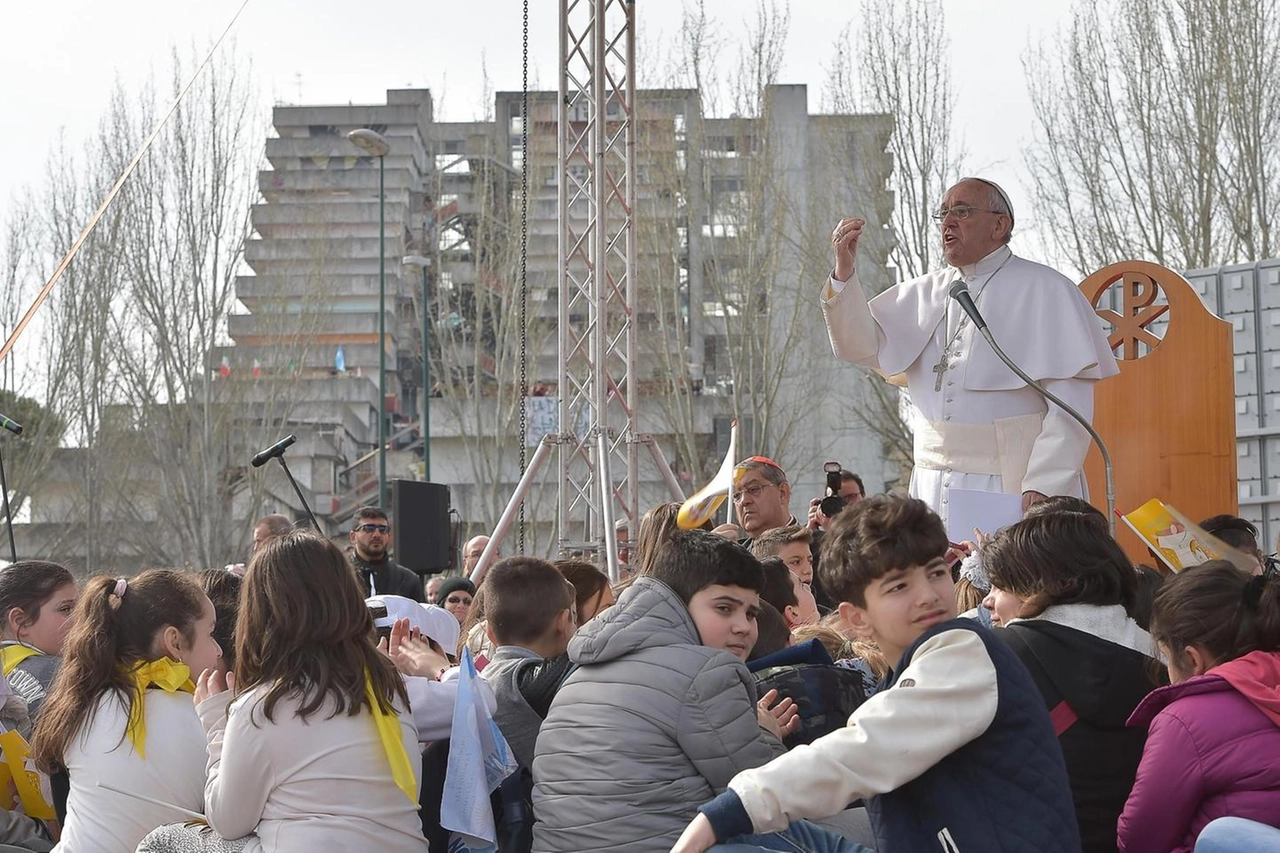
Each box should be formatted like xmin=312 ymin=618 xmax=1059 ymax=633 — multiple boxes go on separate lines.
xmin=946 ymin=489 xmax=1023 ymax=542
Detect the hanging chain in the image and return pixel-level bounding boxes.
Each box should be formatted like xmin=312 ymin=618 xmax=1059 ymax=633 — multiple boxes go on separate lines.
xmin=517 ymin=0 xmax=530 ymax=552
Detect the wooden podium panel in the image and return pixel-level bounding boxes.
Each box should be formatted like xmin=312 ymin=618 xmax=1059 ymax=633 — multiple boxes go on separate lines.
xmin=1079 ymin=262 xmax=1237 ymax=565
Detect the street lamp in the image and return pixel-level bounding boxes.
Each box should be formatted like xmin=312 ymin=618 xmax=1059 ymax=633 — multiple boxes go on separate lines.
xmin=348 ymin=128 xmax=391 ymax=507
xmin=403 ymin=254 xmax=432 ymax=480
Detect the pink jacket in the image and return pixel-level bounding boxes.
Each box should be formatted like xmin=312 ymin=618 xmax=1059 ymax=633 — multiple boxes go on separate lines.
xmin=1117 ymin=650 xmax=1280 ymax=853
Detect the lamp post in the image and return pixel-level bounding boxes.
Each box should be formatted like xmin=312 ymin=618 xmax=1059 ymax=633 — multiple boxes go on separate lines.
xmin=403 ymin=254 xmax=432 ymax=480
xmin=348 ymin=128 xmax=391 ymax=507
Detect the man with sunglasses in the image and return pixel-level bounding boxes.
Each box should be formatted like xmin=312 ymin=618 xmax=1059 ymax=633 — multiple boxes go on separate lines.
xmin=823 ymin=178 xmax=1118 ymax=525
xmin=348 ymin=506 xmax=426 ymax=601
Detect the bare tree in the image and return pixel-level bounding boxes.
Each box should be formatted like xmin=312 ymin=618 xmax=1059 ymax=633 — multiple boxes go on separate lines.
xmin=638 ymin=0 xmax=728 ymax=115
xmin=1025 ymin=0 xmax=1279 ymax=272
xmin=28 ymin=132 xmax=137 ymax=569
xmin=635 ymin=3 xmax=884 ymax=489
xmin=0 ymin=200 xmax=69 ymax=526
xmin=426 ymin=122 xmax=559 ymax=553
xmin=819 ymin=0 xmax=965 ymax=486
xmin=823 ymin=0 xmax=962 ymax=282
xmin=730 ymin=1 xmax=791 ymax=117
xmin=1219 ymin=0 xmax=1280 ymax=260
xmin=11 ymin=47 xmax=304 ymax=570
xmin=98 ymin=47 xmax=307 ymax=569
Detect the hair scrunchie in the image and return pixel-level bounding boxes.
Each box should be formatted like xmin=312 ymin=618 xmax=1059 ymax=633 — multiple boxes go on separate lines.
xmin=113 ymin=577 xmax=128 ymax=599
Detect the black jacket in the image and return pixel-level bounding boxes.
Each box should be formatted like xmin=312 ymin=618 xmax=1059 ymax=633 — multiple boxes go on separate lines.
xmin=997 ymin=617 xmax=1161 ymax=853
xmin=350 ymin=552 xmax=424 ymax=601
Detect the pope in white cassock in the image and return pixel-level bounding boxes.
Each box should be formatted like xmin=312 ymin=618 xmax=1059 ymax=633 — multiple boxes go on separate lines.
xmin=825 ymin=177 xmax=1119 ymax=525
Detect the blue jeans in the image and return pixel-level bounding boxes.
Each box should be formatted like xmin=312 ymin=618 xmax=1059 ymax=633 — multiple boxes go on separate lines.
xmin=709 ymin=819 xmax=874 ymax=853
xmin=1194 ymin=817 xmax=1280 ymax=853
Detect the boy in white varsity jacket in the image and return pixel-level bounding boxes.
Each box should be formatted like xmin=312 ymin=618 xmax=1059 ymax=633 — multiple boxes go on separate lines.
xmin=670 ymin=496 xmax=1081 ymax=853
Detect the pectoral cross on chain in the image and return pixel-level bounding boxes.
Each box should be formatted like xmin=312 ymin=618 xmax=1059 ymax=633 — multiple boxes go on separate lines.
xmin=932 ymin=358 xmax=948 ymax=392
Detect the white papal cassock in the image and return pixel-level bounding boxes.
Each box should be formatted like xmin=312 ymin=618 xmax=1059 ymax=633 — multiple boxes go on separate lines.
xmin=822 ymin=245 xmax=1119 ymax=528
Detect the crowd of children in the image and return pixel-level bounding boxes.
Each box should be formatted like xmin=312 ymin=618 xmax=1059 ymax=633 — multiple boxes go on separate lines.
xmin=0 ymin=491 xmax=1275 ymax=853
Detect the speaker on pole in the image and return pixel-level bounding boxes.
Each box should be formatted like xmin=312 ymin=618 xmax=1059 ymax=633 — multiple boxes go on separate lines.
xmin=391 ymin=480 xmax=452 ymax=574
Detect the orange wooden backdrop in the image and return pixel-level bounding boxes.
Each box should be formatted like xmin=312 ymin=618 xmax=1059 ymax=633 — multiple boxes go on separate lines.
xmin=1078 ymin=261 xmax=1237 ymax=565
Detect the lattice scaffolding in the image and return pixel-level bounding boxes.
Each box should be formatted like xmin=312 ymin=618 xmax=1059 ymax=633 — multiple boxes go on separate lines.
xmin=557 ymin=0 xmax=638 ymax=568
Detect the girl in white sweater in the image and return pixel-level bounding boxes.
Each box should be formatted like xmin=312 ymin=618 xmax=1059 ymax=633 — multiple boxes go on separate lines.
xmin=142 ymin=531 xmax=427 ymax=853
xmin=31 ymin=569 xmax=220 ymax=853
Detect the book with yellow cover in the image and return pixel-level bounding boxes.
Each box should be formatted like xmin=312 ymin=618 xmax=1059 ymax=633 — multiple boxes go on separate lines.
xmin=1120 ymin=498 xmax=1257 ymax=573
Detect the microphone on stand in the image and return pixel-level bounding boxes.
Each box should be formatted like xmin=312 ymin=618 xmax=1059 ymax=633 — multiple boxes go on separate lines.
xmin=250 ymin=434 xmax=322 ymax=536
xmin=948 ymin=280 xmax=986 ymax=331
xmin=947 ymin=281 xmax=1117 ymax=535
xmin=251 ymin=434 xmax=297 ymax=468
xmin=0 ymin=412 xmax=19 ymax=562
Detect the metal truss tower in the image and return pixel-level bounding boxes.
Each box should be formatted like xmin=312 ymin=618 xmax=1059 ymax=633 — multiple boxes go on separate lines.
xmin=556 ymin=0 xmax=638 ymax=575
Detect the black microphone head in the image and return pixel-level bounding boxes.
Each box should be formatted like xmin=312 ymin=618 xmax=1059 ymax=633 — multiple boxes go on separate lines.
xmin=948 ymin=280 xmax=970 ymax=300
xmin=251 ymin=434 xmax=297 ymax=467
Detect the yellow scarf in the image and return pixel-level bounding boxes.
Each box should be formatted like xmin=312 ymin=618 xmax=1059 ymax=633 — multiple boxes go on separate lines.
xmin=1 ymin=644 xmax=43 ymax=676
xmin=364 ymin=671 xmax=416 ymax=802
xmin=126 ymin=658 xmax=195 ymax=759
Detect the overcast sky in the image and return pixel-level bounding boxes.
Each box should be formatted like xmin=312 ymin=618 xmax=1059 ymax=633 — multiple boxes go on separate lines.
xmin=1 ymin=0 xmax=1077 ymax=250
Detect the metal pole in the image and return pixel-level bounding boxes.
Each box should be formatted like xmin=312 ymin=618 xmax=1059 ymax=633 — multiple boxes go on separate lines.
xmin=0 ymin=443 xmax=16 ymax=563
xmin=377 ymin=154 xmax=387 ymax=507
xmin=623 ymin=0 xmax=640 ymax=538
xmin=598 ymin=430 xmax=619 ymax=581
xmin=421 ymin=266 xmax=431 ymax=480
xmin=470 ymin=435 xmax=559 ymax=584
xmin=641 ymin=434 xmax=686 ymax=502
xmin=275 ymin=456 xmax=323 ymax=536
xmin=590 ymin=0 xmax=607 ymax=552
xmin=556 ymin=0 xmax=571 ymax=556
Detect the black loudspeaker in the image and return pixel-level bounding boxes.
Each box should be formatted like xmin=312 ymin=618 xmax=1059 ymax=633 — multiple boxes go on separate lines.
xmin=392 ymin=480 xmax=451 ymax=573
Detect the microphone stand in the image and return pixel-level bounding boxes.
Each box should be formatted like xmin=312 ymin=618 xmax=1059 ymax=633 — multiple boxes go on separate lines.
xmin=0 ymin=441 xmax=15 ymax=563
xmin=275 ymin=455 xmax=323 ymax=536
xmin=954 ymin=289 xmax=1116 ymax=536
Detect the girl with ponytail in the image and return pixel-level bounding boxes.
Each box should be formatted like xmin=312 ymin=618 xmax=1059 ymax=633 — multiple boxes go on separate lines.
xmin=1118 ymin=561 xmax=1280 ymax=853
xmin=141 ymin=532 xmax=426 ymax=853
xmin=30 ymin=570 xmax=219 ymax=853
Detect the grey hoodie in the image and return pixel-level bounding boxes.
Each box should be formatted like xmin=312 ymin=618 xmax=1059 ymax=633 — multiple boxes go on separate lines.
xmin=531 ymin=577 xmax=784 ymax=853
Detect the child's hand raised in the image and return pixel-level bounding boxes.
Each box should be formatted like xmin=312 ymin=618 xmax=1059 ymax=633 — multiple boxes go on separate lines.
xmin=756 ymin=688 xmax=800 ymax=739
xmin=390 ymin=633 xmax=451 ymax=681
xmin=194 ymin=668 xmax=235 ymax=705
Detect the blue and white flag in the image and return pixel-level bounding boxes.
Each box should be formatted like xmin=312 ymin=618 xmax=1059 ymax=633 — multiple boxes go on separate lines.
xmin=442 ymin=647 xmax=518 ymax=853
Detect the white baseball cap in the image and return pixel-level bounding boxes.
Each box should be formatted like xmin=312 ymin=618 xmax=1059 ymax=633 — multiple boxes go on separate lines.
xmin=366 ymin=594 xmax=461 ymax=653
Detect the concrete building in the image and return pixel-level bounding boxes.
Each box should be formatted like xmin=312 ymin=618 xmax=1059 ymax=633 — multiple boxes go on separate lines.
xmin=1184 ymin=259 xmax=1280 ymax=550
xmin=226 ymin=89 xmax=438 ymax=522
xmin=9 ymin=85 xmax=893 ymax=567
xmin=420 ymin=84 xmax=899 ymax=546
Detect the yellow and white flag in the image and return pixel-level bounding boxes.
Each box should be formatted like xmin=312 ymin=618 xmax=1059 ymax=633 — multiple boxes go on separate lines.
xmin=678 ymin=420 xmax=737 ymax=530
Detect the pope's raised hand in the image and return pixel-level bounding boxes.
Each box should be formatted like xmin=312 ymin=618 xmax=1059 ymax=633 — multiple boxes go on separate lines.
xmin=831 ymin=217 xmax=866 ymax=282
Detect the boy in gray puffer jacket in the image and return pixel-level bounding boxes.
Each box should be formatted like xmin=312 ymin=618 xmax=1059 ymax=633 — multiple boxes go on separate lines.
xmin=531 ymin=531 xmax=789 ymax=853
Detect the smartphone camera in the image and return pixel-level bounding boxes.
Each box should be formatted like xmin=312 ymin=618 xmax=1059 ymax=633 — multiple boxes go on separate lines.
xmin=368 ymin=603 xmax=391 ymax=642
